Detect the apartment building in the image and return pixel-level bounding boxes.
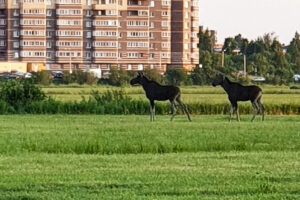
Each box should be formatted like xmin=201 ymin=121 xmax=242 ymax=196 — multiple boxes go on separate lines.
xmin=0 ymin=0 xmax=199 ymax=73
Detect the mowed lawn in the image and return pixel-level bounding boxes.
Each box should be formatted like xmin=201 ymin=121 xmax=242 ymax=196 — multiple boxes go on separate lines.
xmin=0 ymin=115 xmax=299 ymax=199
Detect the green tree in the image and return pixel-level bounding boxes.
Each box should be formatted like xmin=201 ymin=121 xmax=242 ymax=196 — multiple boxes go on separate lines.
xmin=143 ymin=68 xmax=164 ymax=83
xmin=198 ymin=29 xmax=214 ymax=52
xmin=223 ymin=37 xmax=238 ymax=54
xmin=108 ymin=67 xmax=131 ymax=86
xmin=287 ymin=32 xmax=300 ymax=73
xmin=270 ymin=39 xmax=293 ymax=84
xmin=165 ymin=68 xmax=187 ymax=86
xmin=234 ymin=34 xmax=249 ymax=54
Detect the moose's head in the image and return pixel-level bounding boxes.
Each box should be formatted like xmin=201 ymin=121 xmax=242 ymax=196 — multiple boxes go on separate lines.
xmin=130 ymin=72 xmax=144 ymax=86
xmin=212 ymin=74 xmax=225 ymax=87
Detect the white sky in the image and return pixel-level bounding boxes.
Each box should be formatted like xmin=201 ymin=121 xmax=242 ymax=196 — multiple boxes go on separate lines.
xmin=198 ymin=0 xmax=300 ymax=45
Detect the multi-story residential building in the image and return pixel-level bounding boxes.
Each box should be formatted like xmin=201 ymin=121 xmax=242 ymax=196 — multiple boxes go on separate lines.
xmin=0 ymin=0 xmax=199 ymax=73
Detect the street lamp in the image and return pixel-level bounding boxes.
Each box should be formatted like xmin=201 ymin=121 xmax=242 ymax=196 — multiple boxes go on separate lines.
xmin=68 ymin=51 xmax=72 ymax=74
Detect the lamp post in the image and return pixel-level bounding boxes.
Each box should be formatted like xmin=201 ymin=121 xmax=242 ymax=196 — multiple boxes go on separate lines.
xmin=69 ymin=52 xmax=72 ymax=74
xmin=221 ymin=50 xmax=224 ymax=67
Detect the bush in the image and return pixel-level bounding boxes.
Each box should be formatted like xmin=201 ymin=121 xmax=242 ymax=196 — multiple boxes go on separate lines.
xmin=0 ymin=79 xmax=46 ymax=110
xmin=31 ymin=71 xmax=52 ymax=85
xmin=74 ymin=70 xmax=87 ymax=85
xmin=108 ymin=67 xmax=132 ymax=86
xmin=86 ymin=72 xmax=99 ymax=85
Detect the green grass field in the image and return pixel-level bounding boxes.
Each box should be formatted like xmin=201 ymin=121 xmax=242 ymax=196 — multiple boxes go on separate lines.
xmin=0 ymin=115 xmax=299 ymax=199
xmin=43 ymin=85 xmax=300 ymax=105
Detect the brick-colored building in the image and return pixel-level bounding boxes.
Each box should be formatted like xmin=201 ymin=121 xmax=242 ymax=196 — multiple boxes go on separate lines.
xmin=0 ymin=0 xmax=199 ymax=73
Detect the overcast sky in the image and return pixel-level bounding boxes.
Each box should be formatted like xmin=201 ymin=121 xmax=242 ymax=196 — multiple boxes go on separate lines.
xmin=198 ymin=0 xmax=300 ymax=45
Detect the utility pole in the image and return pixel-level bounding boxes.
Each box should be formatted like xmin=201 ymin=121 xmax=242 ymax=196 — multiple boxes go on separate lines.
xmin=221 ymin=50 xmax=224 ymax=67
xmin=243 ymin=54 xmax=246 ymax=76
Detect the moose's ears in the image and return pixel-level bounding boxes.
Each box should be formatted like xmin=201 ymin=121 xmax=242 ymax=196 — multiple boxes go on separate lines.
xmin=138 ymin=71 xmax=144 ymax=76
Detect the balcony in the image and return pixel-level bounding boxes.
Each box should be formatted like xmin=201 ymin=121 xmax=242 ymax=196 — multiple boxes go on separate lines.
xmin=0 ymin=3 xmax=6 ymax=9
xmin=127 ymin=0 xmax=147 ymax=6
xmin=93 ymin=0 xmax=127 ymax=10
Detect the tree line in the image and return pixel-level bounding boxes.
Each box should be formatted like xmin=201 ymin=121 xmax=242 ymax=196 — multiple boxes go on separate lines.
xmin=198 ymin=30 xmax=300 ymax=85
xmin=14 ymin=31 xmax=300 ymax=86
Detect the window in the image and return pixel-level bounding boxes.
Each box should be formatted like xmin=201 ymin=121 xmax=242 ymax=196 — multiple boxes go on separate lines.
xmin=127 ymin=21 xmax=148 ymax=27
xmin=47 ymin=31 xmax=52 ymax=38
xmin=150 ymin=32 xmax=154 ymax=39
xmin=13 ymin=42 xmax=19 ymax=48
xmin=13 ymin=20 xmax=19 ymax=27
xmin=46 ymin=52 xmax=51 ymax=58
xmin=184 ymin=43 xmax=188 ymax=50
xmin=162 ymin=0 xmax=171 ymax=6
xmin=86 ymin=31 xmax=92 ymax=38
xmin=14 ymin=52 xmax=19 ymax=58
xmin=0 ymin=40 xmax=5 ymax=47
xmin=0 ymin=19 xmax=6 ymax=25
xmin=184 ymin=1 xmax=188 ymax=8
xmin=86 ymin=21 xmax=92 ymax=27
xmin=162 ymin=11 xmax=169 ymax=16
xmin=86 ymin=10 xmax=91 ymax=16
xmin=13 ymin=9 xmax=19 ymax=16
xmin=13 ymin=31 xmax=19 ymax=38
xmin=85 ymin=52 xmax=91 ymax=58
xmin=161 ymin=32 xmax=171 ymax=37
xmin=46 ymin=42 xmax=51 ymax=48
xmin=138 ymin=64 xmax=143 ymax=70
xmin=161 ymin=21 xmax=170 ymax=27
xmin=46 ymin=10 xmax=52 ymax=16
xmin=185 ymin=12 xmax=189 ymax=19
xmin=162 ymin=42 xmax=170 ymax=48
xmin=127 ymin=64 xmax=132 ymax=70
xmin=149 ymin=0 xmax=154 ymax=7
xmin=0 ymin=30 xmax=5 ymax=36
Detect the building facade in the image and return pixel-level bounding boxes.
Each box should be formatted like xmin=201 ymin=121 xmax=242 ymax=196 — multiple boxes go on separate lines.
xmin=0 ymin=0 xmax=199 ymax=73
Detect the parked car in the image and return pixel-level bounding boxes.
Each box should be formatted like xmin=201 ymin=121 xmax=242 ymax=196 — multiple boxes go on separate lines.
xmin=293 ymin=74 xmax=300 ymax=82
xmin=0 ymin=73 xmax=18 ymax=79
xmin=24 ymin=72 xmax=32 ymax=79
xmin=252 ymin=76 xmax=266 ymax=82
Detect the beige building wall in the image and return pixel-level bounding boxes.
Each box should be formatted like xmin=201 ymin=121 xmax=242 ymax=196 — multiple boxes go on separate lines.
xmin=0 ymin=0 xmax=199 ymax=73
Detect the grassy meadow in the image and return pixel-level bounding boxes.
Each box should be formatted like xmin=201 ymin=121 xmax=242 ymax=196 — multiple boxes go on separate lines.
xmin=0 ymin=84 xmax=299 ymax=199
xmin=0 ymin=115 xmax=299 ymax=199
xmin=43 ymin=85 xmax=300 ymax=105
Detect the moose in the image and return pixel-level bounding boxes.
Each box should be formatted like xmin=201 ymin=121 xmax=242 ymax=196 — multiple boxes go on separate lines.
xmin=212 ymin=74 xmax=265 ymax=122
xmin=130 ymin=72 xmax=191 ymax=122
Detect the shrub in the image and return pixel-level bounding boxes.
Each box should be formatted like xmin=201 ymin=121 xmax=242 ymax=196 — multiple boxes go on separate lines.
xmin=74 ymin=70 xmax=87 ymax=85
xmin=86 ymin=72 xmax=99 ymax=85
xmin=32 ymin=70 xmax=52 ymax=85
xmin=108 ymin=67 xmax=132 ymax=86
xmin=0 ymin=79 xmax=46 ymax=109
xmin=62 ymin=71 xmax=73 ymax=84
